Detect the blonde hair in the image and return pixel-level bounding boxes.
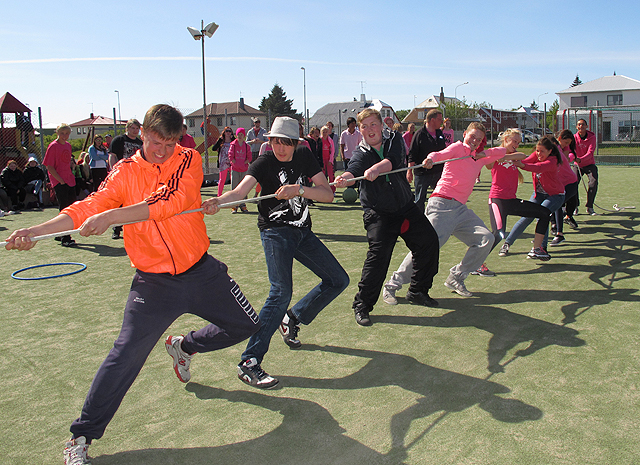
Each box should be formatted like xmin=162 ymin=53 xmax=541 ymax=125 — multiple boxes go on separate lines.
xmin=500 ymin=128 xmax=522 ymax=146
xmin=56 ymin=123 xmax=71 ymax=133
xmin=357 ymin=108 xmax=382 ymax=125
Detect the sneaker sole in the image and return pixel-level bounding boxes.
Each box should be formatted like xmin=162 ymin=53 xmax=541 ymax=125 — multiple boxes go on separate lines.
xmin=165 ymin=336 xmax=190 ymax=383
xmin=527 ymin=255 xmax=551 ymax=261
xmin=278 ymin=324 xmax=302 ymax=349
xmin=470 ymin=271 xmax=497 ymax=277
xmin=238 ymin=372 xmax=280 ymax=389
xmin=444 ymin=280 xmax=473 ymax=297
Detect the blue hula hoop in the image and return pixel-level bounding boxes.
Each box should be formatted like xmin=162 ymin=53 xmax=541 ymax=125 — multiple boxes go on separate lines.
xmin=11 ymin=262 xmax=87 ymax=281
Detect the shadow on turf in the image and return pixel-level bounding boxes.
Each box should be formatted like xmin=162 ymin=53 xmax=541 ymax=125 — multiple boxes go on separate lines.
xmin=71 ymin=243 xmax=128 ymax=257
xmin=93 ymin=384 xmax=410 ymax=465
xmin=375 ymin=306 xmax=586 ymax=374
xmin=278 ymin=345 xmax=542 ymax=456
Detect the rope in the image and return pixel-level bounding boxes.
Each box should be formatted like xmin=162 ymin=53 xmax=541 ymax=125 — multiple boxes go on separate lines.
xmin=1 ymin=155 xmax=472 ymax=247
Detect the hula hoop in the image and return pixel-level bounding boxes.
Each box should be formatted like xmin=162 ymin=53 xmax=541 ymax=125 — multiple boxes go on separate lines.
xmin=11 ymin=262 xmax=87 ymax=281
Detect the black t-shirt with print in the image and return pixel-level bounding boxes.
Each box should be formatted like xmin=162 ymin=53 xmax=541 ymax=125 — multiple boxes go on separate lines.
xmin=247 ymin=146 xmax=322 ymax=231
xmin=109 ymin=134 xmax=143 ymax=161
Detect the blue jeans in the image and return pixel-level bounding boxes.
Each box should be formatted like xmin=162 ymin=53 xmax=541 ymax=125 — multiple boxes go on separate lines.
xmin=242 ymin=227 xmax=349 ymax=363
xmin=505 ymin=192 xmax=566 ymax=249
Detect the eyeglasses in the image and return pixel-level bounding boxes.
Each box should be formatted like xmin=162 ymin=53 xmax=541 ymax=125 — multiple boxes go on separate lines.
xmin=225 ymin=129 xmax=232 ymax=133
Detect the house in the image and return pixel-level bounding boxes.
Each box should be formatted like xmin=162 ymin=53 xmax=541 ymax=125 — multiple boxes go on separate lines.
xmin=402 ymin=94 xmax=462 ymax=125
xmin=184 ymin=98 xmax=266 ymax=137
xmin=556 ymin=75 xmax=640 ymax=141
xmin=309 ymin=94 xmax=400 ymax=133
xmin=69 ymin=114 xmax=126 ymax=140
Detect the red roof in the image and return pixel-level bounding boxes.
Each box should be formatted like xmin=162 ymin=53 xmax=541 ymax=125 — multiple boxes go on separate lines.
xmin=0 ymin=92 xmax=31 ymax=113
xmin=70 ymin=115 xmax=125 ymax=127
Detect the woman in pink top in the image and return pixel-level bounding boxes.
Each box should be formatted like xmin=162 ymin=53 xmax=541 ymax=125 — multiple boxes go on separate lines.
xmin=502 ymin=136 xmax=566 ymax=260
xmin=211 ymin=126 xmax=235 ymax=198
xmin=228 ymin=127 xmax=252 ymax=213
xmin=442 ymin=118 xmax=455 ymax=147
xmin=572 ymin=119 xmax=598 ymax=215
xmin=486 ymin=129 xmax=552 ymax=259
xmin=320 ymin=125 xmax=336 ymax=193
xmin=549 ymin=130 xmax=579 ymax=245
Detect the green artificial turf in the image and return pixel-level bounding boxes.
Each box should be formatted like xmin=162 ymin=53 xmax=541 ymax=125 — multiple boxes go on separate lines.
xmin=0 ymin=166 xmax=638 ymax=464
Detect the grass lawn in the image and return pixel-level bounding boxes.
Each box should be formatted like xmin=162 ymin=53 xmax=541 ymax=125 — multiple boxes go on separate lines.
xmin=1 ymin=166 xmax=639 ymax=464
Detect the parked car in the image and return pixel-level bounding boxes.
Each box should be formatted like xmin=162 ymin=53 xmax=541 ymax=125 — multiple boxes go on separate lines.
xmin=521 ymin=130 xmax=540 ymax=143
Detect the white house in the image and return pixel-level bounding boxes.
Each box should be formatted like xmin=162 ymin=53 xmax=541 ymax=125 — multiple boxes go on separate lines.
xmin=309 ymin=94 xmax=399 ymax=132
xmin=556 ymin=75 xmax=640 ymax=141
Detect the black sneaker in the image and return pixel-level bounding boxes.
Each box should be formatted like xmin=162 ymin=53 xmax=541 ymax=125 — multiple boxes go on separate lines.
xmin=278 ymin=310 xmax=301 ymax=349
xmin=549 ymin=235 xmax=565 ymax=246
xmin=237 ymin=358 xmax=279 ymax=389
xmin=550 ymin=224 xmax=557 ymax=235
xmin=405 ymin=290 xmax=439 ymax=307
xmin=563 ymin=216 xmax=579 ymax=230
xmin=112 ymin=226 xmax=122 ymax=239
xmin=61 ymin=237 xmax=76 ymax=247
xmin=354 ymin=309 xmax=372 ymax=326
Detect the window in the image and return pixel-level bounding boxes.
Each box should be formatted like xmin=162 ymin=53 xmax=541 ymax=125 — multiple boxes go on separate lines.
xmin=217 ymin=117 xmax=223 ymax=126
xmin=418 ymin=111 xmax=424 ymax=120
xmin=77 ymin=128 xmax=81 ymax=134
xmin=607 ymin=94 xmax=623 ymax=106
xmin=82 ymin=127 xmax=86 ymax=134
xmin=229 ymin=116 xmax=237 ymax=126
xmin=571 ymin=96 xmax=587 ymax=107
xmin=188 ymin=119 xmax=194 ymax=128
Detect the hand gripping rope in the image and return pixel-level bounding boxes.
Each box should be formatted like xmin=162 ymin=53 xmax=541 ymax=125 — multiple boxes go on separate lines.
xmin=1 ymin=156 xmax=471 ymax=248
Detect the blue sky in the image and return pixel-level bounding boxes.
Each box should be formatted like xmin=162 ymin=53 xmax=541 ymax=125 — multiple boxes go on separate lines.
xmin=2 ymin=0 xmax=640 ymax=128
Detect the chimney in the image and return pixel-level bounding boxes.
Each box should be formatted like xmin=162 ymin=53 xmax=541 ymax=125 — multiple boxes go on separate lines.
xmin=90 ymin=112 xmax=94 ymax=120
xmin=239 ymin=97 xmax=245 ymax=111
xmin=439 ymin=87 xmax=445 ymax=105
xmin=360 ymin=94 xmax=366 ymax=104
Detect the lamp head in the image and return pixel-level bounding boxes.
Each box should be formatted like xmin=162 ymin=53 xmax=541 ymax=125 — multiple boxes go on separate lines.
xmin=203 ymin=22 xmax=219 ymax=38
xmin=187 ymin=26 xmax=203 ymax=40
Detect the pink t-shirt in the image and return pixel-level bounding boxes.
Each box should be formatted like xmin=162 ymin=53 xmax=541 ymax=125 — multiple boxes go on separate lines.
xmin=43 ymin=139 xmax=76 ymax=188
xmin=558 ymin=145 xmax=578 ymax=186
xmin=442 ymin=129 xmax=455 ymax=146
xmin=228 ymin=140 xmax=252 ymax=172
xmin=402 ymin=131 xmax=414 ymax=151
xmin=428 ymin=141 xmax=506 ymax=204
xmin=489 ymin=159 xmax=520 ymax=199
xmin=339 ymin=129 xmax=363 ymax=160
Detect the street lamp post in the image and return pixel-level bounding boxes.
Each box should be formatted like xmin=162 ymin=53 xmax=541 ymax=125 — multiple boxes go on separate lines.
xmin=537 ymin=92 xmax=548 ymax=132
xmin=301 ymin=67 xmax=307 ymax=134
xmin=454 ymin=82 xmax=469 ymax=130
xmin=114 ymin=90 xmax=121 ymax=134
xmin=188 ymin=20 xmax=219 ymax=174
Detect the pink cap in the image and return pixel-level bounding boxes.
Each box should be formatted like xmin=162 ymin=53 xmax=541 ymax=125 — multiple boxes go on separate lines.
xmin=236 ymin=127 xmax=246 ymax=136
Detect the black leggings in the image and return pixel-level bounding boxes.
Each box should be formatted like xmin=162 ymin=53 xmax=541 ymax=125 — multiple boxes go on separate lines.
xmin=488 ymin=198 xmax=551 ymax=251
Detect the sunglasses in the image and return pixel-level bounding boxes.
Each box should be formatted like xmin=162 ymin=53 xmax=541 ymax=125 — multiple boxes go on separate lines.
xmin=225 ymin=129 xmax=232 ymax=133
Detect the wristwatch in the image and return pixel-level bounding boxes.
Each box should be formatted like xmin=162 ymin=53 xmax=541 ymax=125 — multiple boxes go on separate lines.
xmin=298 ymin=185 xmax=305 ymax=197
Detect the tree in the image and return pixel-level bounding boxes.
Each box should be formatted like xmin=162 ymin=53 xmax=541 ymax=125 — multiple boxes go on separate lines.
xmin=546 ymin=99 xmax=559 ymax=131
xmin=571 ymin=74 xmax=582 ymax=87
xmin=259 ymin=84 xmax=301 ymax=126
xmin=442 ymin=99 xmax=474 ymax=131
xmin=530 ymin=100 xmax=539 ymax=110
xmin=395 ymin=109 xmax=410 ymax=122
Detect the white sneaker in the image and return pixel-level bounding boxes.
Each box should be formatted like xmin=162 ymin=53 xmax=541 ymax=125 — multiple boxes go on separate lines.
xmin=444 ymin=275 xmax=473 ymax=297
xmin=64 ymin=436 xmax=91 ymax=465
xmin=165 ymin=335 xmax=194 ymax=383
xmin=382 ymin=287 xmax=398 ymax=305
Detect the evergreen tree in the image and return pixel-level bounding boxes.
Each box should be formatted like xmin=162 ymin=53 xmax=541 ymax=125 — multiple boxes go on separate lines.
xmin=530 ymin=100 xmax=539 ymax=110
xmin=571 ymin=74 xmax=582 ymax=87
xmin=259 ymin=84 xmax=301 ymax=126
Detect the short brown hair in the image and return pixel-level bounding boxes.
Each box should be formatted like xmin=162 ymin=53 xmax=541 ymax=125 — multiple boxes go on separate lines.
xmin=357 ymin=108 xmax=382 ymax=126
xmin=426 ymin=109 xmax=442 ymax=122
xmin=466 ymin=122 xmax=486 ymax=134
xmin=126 ymin=118 xmax=141 ymax=130
xmin=142 ymin=105 xmax=183 ymax=140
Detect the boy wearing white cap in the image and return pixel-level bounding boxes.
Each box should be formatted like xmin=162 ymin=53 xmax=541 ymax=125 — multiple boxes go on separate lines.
xmin=204 ymin=117 xmax=349 ymax=389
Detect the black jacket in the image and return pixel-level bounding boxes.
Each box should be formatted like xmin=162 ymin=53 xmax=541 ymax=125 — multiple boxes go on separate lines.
xmin=408 ymin=127 xmax=446 ymax=176
xmin=347 ymin=130 xmax=413 ymax=214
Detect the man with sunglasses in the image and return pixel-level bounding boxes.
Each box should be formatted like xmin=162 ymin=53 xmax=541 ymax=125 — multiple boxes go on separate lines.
xmin=247 ymin=118 xmax=268 ymax=163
